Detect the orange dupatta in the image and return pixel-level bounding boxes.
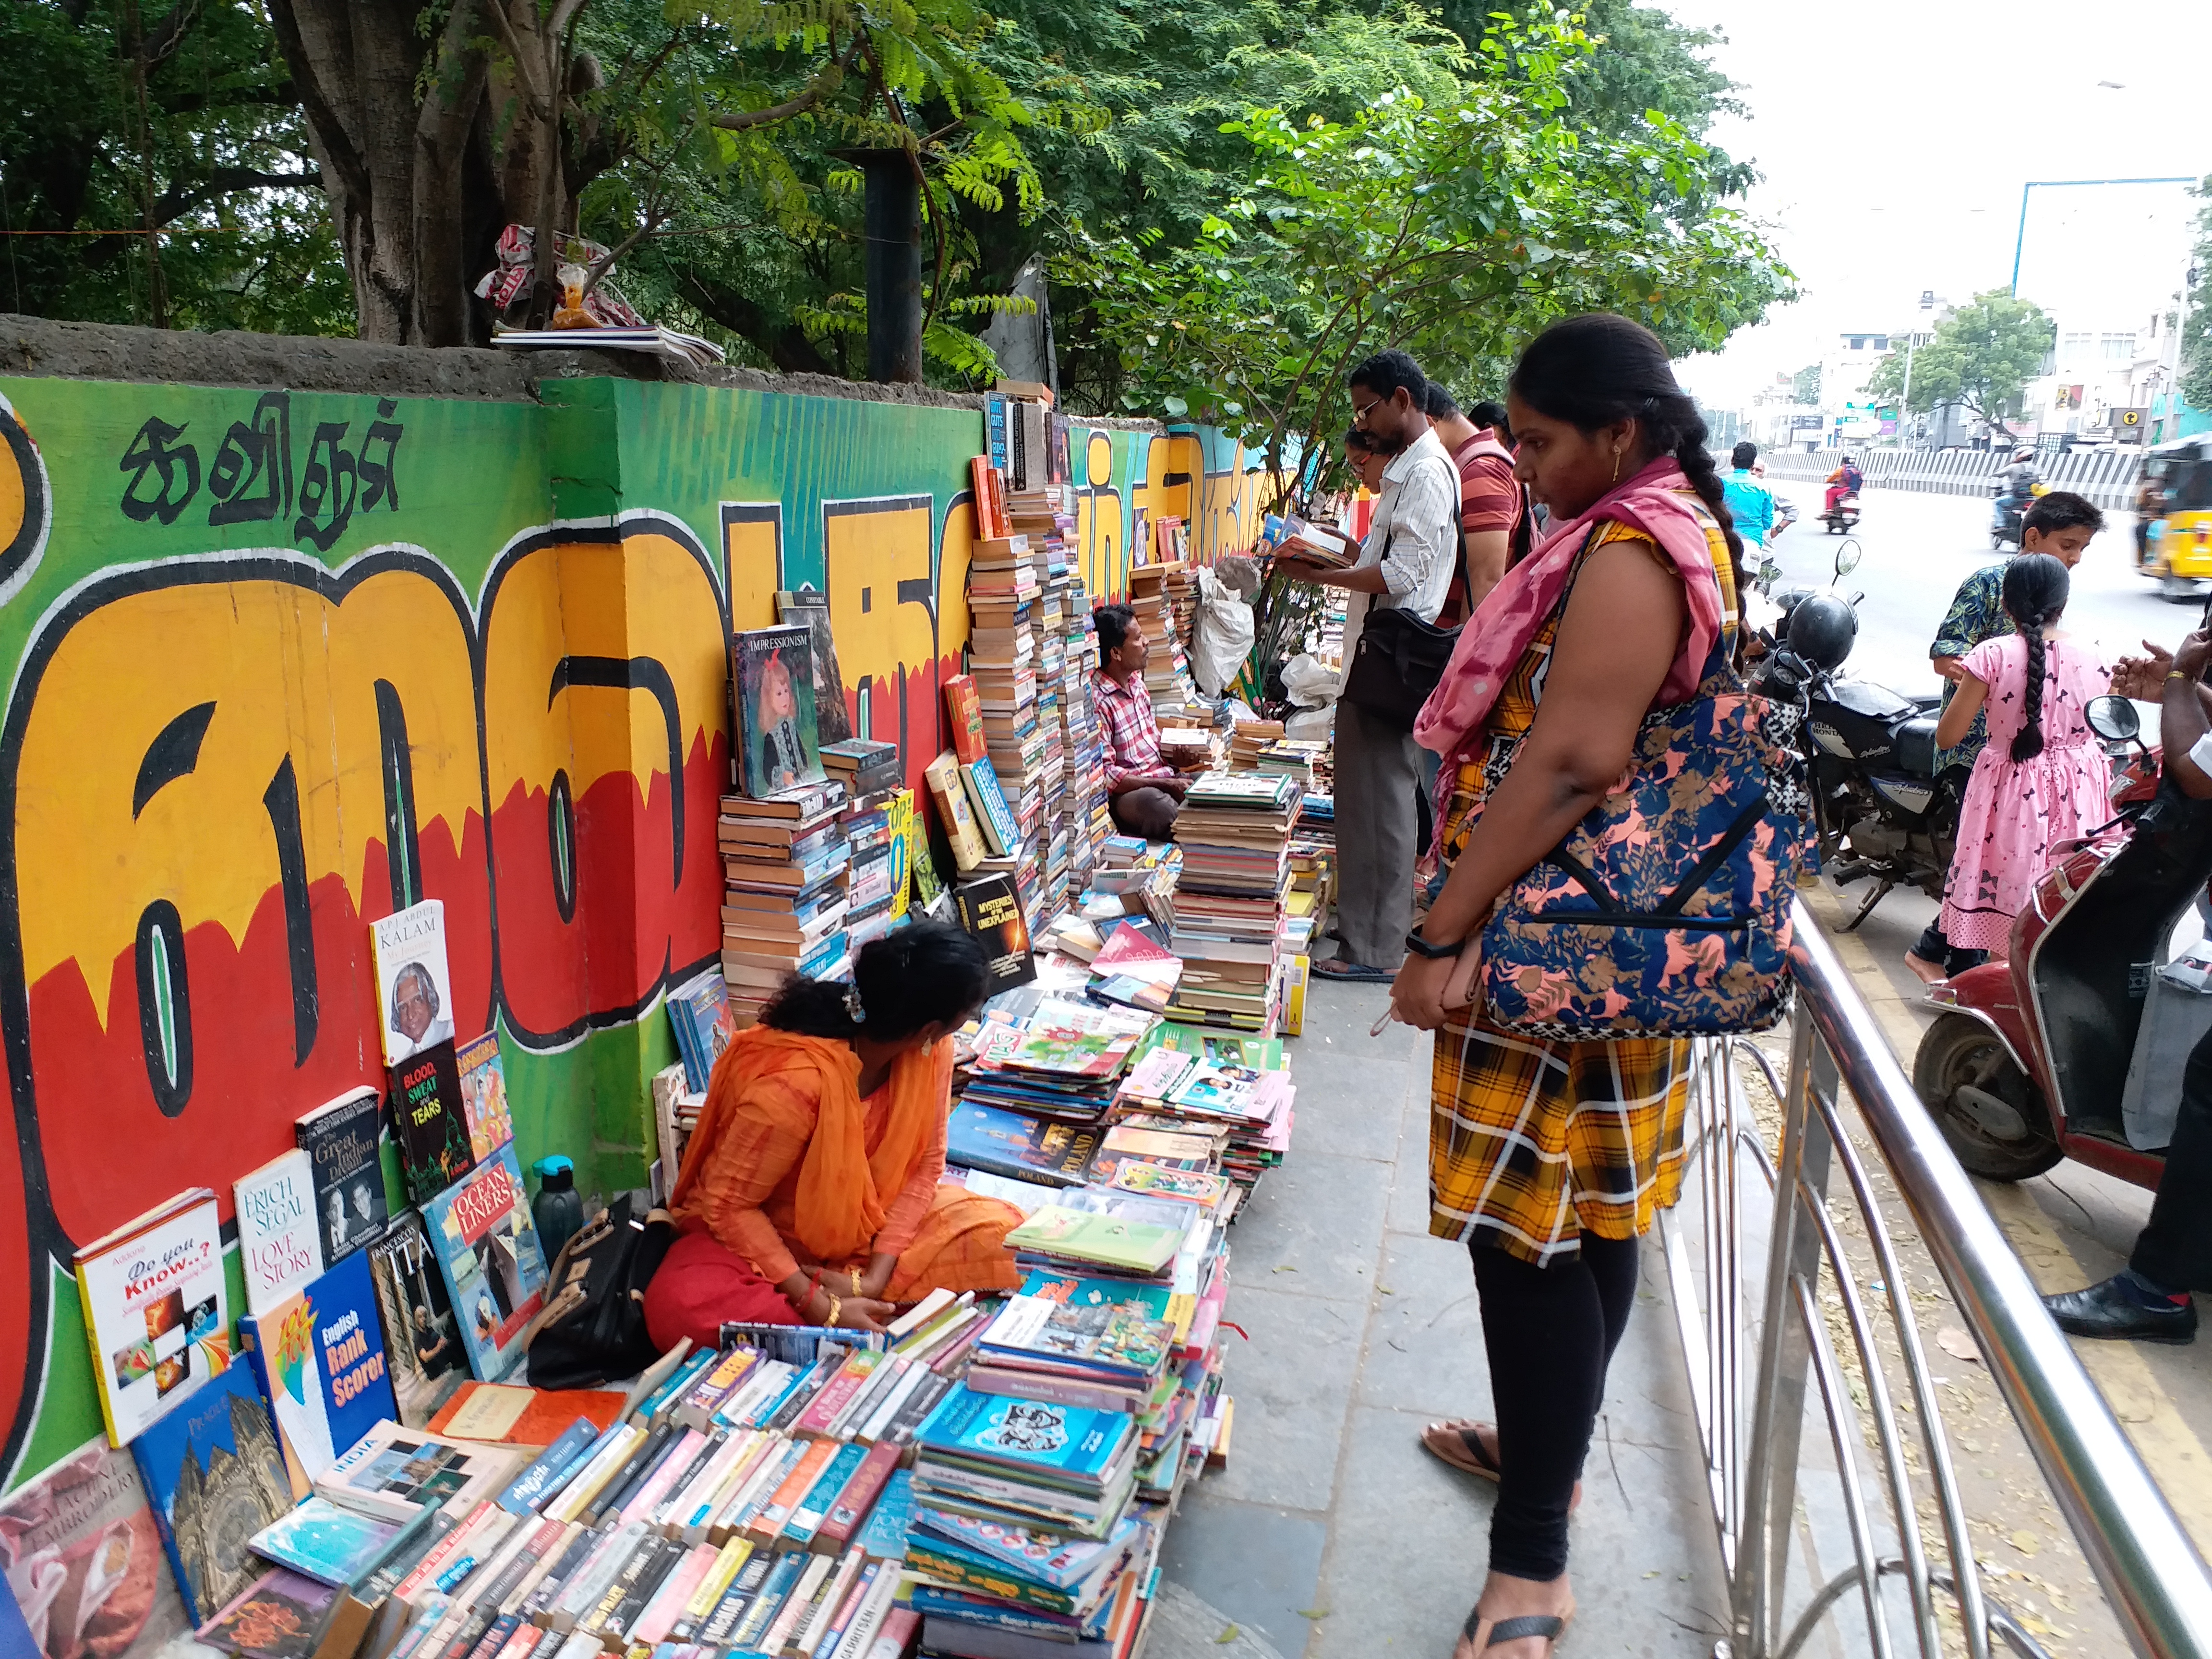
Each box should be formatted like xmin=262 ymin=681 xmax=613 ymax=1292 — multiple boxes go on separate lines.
xmin=669 ymin=1024 xmax=948 ymax=1264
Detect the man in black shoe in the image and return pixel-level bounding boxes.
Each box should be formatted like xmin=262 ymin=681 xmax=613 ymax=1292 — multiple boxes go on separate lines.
xmin=2043 ymin=625 xmax=2212 ymax=1344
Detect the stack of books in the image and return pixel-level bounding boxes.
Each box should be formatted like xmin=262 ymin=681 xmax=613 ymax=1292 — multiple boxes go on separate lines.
xmin=719 ymin=780 xmax=851 ymax=1022
xmin=819 ymin=737 xmax=900 ymax=800
xmin=1226 ymin=720 xmax=1284 ymax=769
xmin=838 ymin=787 xmax=907 ymax=953
xmin=1063 ymin=577 xmax=1114 ymax=871
xmin=1117 ymin=1038 xmax=1296 ymax=1201
xmin=1125 ymin=563 xmax=1200 ymax=713
xmin=958 ymin=994 xmax=1154 ymax=1126
xmin=1161 ymin=773 xmax=1303 ymax=1032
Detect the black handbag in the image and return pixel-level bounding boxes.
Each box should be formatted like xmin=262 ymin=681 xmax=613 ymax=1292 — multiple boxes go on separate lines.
xmin=523 ymin=1192 xmax=676 ymax=1387
xmin=1342 ymin=574 xmax=1461 ymax=729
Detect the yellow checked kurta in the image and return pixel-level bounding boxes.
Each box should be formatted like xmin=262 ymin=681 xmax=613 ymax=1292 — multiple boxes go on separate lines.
xmin=1428 ymin=502 xmax=1736 ymax=1265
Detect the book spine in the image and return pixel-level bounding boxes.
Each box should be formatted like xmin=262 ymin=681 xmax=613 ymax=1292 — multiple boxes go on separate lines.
xmin=712 ymin=1438 xmax=805 ymax=1542
xmin=627 ymin=1542 xmax=715 ymax=1646
xmin=760 ymin=1553 xmax=834 ymax=1654
xmin=677 ymin=1431 xmax=769 ymax=1538
xmin=794 ymin=1548 xmax=866 ymax=1656
xmin=542 ymin=1423 xmax=640 ymax=1525
xmin=657 ymin=1426 xmax=742 ymax=1533
xmin=814 ymin=1441 xmax=902 ymax=1554
xmin=394 ymin=1503 xmax=498 ymax=1604
xmin=584 ymin=1420 xmax=677 ymax=1526
xmin=809 ymin=1558 xmax=879 ymax=1659
xmin=615 ymin=1426 xmax=706 ymax=1527
xmin=828 ymin=1572 xmax=903 ymax=1659
xmin=586 ymin=1537 xmax=676 ymax=1640
xmin=903 ymin=1541 xmax=1081 ymax=1615
xmin=676 ymin=1348 xmax=757 ymax=1430
xmin=781 ymin=1443 xmax=866 ymax=1548
xmin=792 ymin=1352 xmax=879 ymax=1439
xmin=824 ymin=1352 xmax=906 ymax=1441
xmin=669 ymin=1537 xmax=752 ymax=1642
xmin=496 ymin=1419 xmax=599 ymax=1515
xmin=696 ymin=1551 xmax=774 ymax=1648
xmin=545 ymin=1522 xmax=646 ymax=1632
xmin=748 ymin=1438 xmax=837 ymax=1541
xmin=729 ymin=1553 xmax=805 ymax=1651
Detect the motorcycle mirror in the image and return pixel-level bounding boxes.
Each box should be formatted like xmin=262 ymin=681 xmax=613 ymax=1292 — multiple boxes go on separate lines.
xmin=2085 ymin=695 xmax=2142 ymax=745
xmin=1833 ymin=539 xmax=1863 ymax=579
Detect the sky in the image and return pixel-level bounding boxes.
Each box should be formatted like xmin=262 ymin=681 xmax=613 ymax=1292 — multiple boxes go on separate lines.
xmin=1664 ymin=0 xmax=2212 ymax=409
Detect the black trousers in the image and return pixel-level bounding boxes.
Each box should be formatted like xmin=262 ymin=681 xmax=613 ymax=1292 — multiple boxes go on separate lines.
xmin=2131 ymin=1025 xmax=2212 ymax=1291
xmin=1471 ymin=1234 xmax=1641 ymax=1580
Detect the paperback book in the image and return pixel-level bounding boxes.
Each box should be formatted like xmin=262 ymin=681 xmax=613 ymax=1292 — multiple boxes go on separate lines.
xmin=946 ymin=1103 xmax=1100 ymax=1187
xmin=369 ymin=899 xmax=455 ymax=1068
xmin=775 ymin=587 xmax=853 ymax=746
xmin=385 ymin=1038 xmax=474 ymax=1204
xmin=233 ymin=1150 xmax=325 ymax=1322
xmin=245 ymin=1497 xmax=402 ymax=1587
xmin=951 ymin=874 xmax=1035 ymax=995
xmin=0 ymin=1435 xmax=191 ymax=1659
xmin=195 ymin=1567 xmax=338 ymax=1659
xmin=313 ymin=1422 xmax=517 ymax=1524
xmin=363 ymin=1214 xmax=466 ymax=1427
xmin=452 ymin=1031 xmax=515 ymax=1162
xmin=1004 ymin=1207 xmax=1184 ymax=1276
xmin=131 ymin=1363 xmax=293 ymax=1625
xmin=74 ymin=1190 xmax=230 ymax=1447
xmin=418 ymin=1143 xmax=549 ymax=1382
xmin=237 ymin=1250 xmax=398 ymax=1497
xmin=734 ymin=624 xmax=828 ymax=798
xmin=295 ymin=1087 xmax=389 ymax=1265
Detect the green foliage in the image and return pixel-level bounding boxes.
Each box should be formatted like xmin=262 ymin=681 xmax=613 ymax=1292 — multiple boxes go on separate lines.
xmin=0 ymin=0 xmax=350 ymax=335
xmin=2177 ymin=174 xmax=2212 ymax=413
xmin=1865 ymin=289 xmax=2052 ymax=423
xmin=1792 ymin=364 xmax=1821 ymax=405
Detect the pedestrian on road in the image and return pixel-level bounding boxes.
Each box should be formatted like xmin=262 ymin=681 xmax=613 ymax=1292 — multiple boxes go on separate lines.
xmin=1274 ymin=348 xmax=1459 ymax=982
xmin=1927 ymin=554 xmax=2111 ymax=972
xmin=1906 ymin=493 xmax=2105 ymax=981
xmin=1720 ymin=440 xmax=1777 ymax=550
xmin=1390 ymin=313 xmax=1746 ymax=1659
xmin=2044 ymin=627 xmax=2212 ymax=1342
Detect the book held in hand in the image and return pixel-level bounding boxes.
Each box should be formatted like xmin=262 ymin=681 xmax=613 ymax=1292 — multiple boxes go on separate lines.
xmin=74 ymin=1189 xmax=229 ymax=1447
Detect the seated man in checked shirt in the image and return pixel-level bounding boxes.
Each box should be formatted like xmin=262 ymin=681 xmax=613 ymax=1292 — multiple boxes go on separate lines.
xmin=1092 ymin=602 xmax=1197 ymax=840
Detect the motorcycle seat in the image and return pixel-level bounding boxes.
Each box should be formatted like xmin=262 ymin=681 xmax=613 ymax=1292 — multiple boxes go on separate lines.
xmin=1898 ymin=715 xmax=1939 ymax=777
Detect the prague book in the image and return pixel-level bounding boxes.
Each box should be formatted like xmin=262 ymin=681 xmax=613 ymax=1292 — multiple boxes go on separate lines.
xmin=295 ymin=1087 xmax=388 ymax=1265
xmin=734 ymin=624 xmax=827 ymax=799
xmin=74 ymin=1189 xmax=230 ymax=1447
xmin=238 ymin=1250 xmax=398 ymax=1498
xmin=418 ymin=1143 xmax=549 ymax=1383
xmin=233 ymin=1150 xmax=325 ymax=1321
xmin=131 ymin=1362 xmax=293 ymax=1625
xmin=369 ymin=900 xmax=455 ymax=1068
xmin=385 ymin=1037 xmax=474 ymax=1204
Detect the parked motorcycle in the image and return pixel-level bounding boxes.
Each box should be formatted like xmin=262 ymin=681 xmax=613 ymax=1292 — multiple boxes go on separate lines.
xmin=1913 ymin=697 xmax=2212 ymax=1186
xmin=1749 ymin=541 xmax=1966 ymax=929
xmin=1818 ymin=491 xmax=1861 ymax=535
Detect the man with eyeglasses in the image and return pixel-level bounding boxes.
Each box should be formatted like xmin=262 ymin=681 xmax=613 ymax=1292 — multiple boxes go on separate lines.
xmin=1275 ymin=348 xmax=1459 ymax=981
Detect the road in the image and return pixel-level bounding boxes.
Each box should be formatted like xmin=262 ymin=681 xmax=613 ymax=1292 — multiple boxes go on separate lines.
xmin=1765 ymin=481 xmax=2212 ymax=1645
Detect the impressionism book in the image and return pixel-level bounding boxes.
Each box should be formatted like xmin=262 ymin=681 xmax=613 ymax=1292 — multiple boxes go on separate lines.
xmin=452 ymin=1031 xmax=515 ymax=1163
xmin=246 ymin=1497 xmax=402 ymax=1587
xmin=776 ymin=588 xmax=853 ymax=747
xmin=238 ymin=1250 xmax=398 ymax=1499
xmin=74 ymin=1189 xmax=230 ymax=1447
xmin=0 ymin=1434 xmax=192 ymax=1659
xmin=369 ymin=900 xmax=455 ymax=1068
xmin=363 ymin=1214 xmax=466 ymax=1428
xmin=734 ymin=624 xmax=827 ymax=799
xmin=131 ymin=1363 xmax=292 ymax=1626
xmin=385 ymin=1037 xmax=474 ymax=1205
xmin=418 ymin=1143 xmax=549 ymax=1383
xmin=296 ymin=1087 xmax=389 ymax=1265
xmin=234 ymin=1150 xmax=325 ymax=1321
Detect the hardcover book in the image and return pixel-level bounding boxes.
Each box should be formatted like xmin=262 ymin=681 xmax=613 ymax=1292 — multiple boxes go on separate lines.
xmin=734 ymin=624 xmax=828 ymax=799
xmin=453 ymin=1031 xmax=515 ymax=1163
xmin=195 ymin=1567 xmax=339 ymax=1659
xmin=942 ymin=676 xmax=987 ymax=765
xmin=427 ymin=1382 xmax=626 ymax=1444
xmin=246 ymin=1497 xmax=402 ymax=1587
xmin=775 ymin=588 xmax=853 ymax=746
xmin=385 ymin=1038 xmax=474 ymax=1205
xmin=950 ymin=874 xmax=1035 ymax=995
xmin=238 ymin=1250 xmax=398 ymax=1498
xmin=296 ymin=1087 xmax=389 ymax=1265
xmin=363 ymin=1214 xmax=466 ymax=1427
xmin=369 ymin=900 xmax=456 ymax=1068
xmin=914 ymin=1386 xmax=1134 ymax=1486
xmin=418 ymin=1143 xmax=549 ymax=1383
xmin=234 ymin=1150 xmax=325 ymax=1321
xmin=74 ymin=1190 xmax=230 ymax=1447
xmin=0 ymin=1435 xmax=191 ymax=1659
xmin=131 ymin=1363 xmax=292 ymax=1626
xmin=946 ymin=1103 xmax=1099 ymax=1187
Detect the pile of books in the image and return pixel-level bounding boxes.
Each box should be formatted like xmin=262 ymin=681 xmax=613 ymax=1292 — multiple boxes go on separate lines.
xmin=1062 ymin=576 xmax=1113 ymax=883
xmin=1125 ymin=563 xmax=1200 ymax=713
xmin=1161 ymin=773 xmax=1303 ymax=1032
xmin=959 ymin=993 xmax=1154 ymax=1125
xmin=1117 ymin=1034 xmax=1296 ymax=1201
xmin=718 ymin=778 xmax=852 ymax=1022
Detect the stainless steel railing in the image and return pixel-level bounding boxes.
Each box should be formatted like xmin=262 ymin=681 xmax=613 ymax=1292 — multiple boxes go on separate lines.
xmin=1659 ymin=898 xmax=2212 ymax=1659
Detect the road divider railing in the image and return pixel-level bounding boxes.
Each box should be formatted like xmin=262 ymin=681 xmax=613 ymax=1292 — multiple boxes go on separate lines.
xmin=1660 ymin=899 xmax=2212 ymax=1659
xmin=1760 ymin=446 xmax=2143 ymax=512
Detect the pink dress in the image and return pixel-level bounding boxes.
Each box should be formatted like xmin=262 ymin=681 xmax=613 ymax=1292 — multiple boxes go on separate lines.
xmin=1939 ymin=633 xmax=2111 ymax=952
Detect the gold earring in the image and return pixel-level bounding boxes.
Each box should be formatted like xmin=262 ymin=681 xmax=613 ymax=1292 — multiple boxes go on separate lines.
xmin=1611 ymin=447 xmax=1622 ymax=485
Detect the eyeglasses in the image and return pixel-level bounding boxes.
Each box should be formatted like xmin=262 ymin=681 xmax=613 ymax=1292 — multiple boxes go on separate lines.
xmin=1350 ymin=396 xmax=1381 ymax=423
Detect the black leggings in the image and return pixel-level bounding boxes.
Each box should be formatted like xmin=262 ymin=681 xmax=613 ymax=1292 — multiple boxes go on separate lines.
xmin=1471 ymin=1234 xmax=1641 ymax=1580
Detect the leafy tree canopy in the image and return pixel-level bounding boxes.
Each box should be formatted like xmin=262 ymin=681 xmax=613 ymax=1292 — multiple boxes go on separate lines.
xmin=2176 ymin=173 xmax=2212 ymax=412
xmin=1792 ymin=363 xmax=1821 ymax=404
xmin=1865 ymin=289 xmax=2052 ymax=425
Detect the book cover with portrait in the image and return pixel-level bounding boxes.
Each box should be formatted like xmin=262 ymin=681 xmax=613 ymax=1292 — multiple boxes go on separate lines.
xmin=733 ymin=624 xmax=826 ymax=799
xmin=368 ymin=900 xmax=454 ymax=1068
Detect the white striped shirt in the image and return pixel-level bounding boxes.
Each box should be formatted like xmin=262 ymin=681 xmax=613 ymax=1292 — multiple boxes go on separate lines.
xmin=1338 ymin=425 xmax=1460 ymax=692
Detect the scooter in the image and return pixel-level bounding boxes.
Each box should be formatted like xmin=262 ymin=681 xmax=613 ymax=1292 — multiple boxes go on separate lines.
xmin=1749 ymin=542 xmax=1966 ymax=929
xmin=1989 ymin=477 xmax=2048 ymax=551
xmin=1913 ymin=697 xmax=2212 ymax=1187
xmin=1819 ymin=491 xmax=1861 ymax=534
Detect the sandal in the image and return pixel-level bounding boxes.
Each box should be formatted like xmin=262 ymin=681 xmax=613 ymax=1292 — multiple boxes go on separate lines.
xmin=1460 ymin=1609 xmax=1572 ymax=1653
xmin=1419 ymin=1421 xmax=1583 ymax=1510
xmin=1311 ymin=957 xmax=1393 ymax=982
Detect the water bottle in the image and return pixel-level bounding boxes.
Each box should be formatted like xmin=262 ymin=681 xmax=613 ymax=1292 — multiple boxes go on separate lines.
xmin=530 ymin=1155 xmax=585 ymax=1266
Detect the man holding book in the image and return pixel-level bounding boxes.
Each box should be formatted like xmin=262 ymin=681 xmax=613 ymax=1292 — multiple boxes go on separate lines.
xmin=1092 ymin=603 xmax=1199 ymax=841
xmin=1274 ymin=349 xmax=1461 ymax=981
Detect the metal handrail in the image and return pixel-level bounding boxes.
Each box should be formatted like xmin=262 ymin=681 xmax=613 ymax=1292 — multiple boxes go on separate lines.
xmin=1787 ymin=906 xmax=2212 ymax=1657
xmin=1662 ymin=898 xmax=2212 ymax=1659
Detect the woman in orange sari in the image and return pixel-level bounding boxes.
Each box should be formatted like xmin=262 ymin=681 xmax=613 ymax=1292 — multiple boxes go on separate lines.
xmin=643 ymin=923 xmax=1023 ymax=1345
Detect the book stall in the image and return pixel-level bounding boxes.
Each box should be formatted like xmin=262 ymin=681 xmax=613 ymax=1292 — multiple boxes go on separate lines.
xmin=10 ymin=383 xmax=1322 ymax=1659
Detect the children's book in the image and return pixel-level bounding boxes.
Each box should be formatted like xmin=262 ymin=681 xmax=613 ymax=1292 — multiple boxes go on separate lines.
xmin=385 ymin=1038 xmax=474 ymax=1204
xmin=734 ymin=624 xmax=828 ymax=799
xmin=1003 ymin=1208 xmax=1183 ymax=1276
xmin=246 ymin=1497 xmax=403 ymax=1587
xmin=369 ymin=900 xmax=455 ymax=1069
xmin=1109 ymin=1163 xmax=1230 ymax=1207
xmin=1015 ymin=1270 xmax=1174 ymax=1324
xmin=942 ymin=675 xmax=987 ymax=766
xmin=296 ymin=1087 xmax=389 ymax=1265
xmin=131 ymin=1363 xmax=293 ymax=1625
xmin=74 ymin=1189 xmax=229 ymax=1447
xmin=1164 ymin=1061 xmax=1283 ymax=1123
xmin=666 ymin=970 xmax=740 ymax=1094
xmin=950 ymin=874 xmax=1035 ymax=995
xmin=959 ymin=758 xmax=1020 ymax=858
xmin=313 ymin=1422 xmax=518 ymax=1525
xmin=238 ymin=1250 xmax=398 ymax=1498
xmin=363 ymin=1214 xmax=467 ymax=1428
xmin=417 ymin=1143 xmax=548 ymax=1383
xmin=914 ymin=1387 xmax=1134 ymax=1486
xmin=0 ymin=1434 xmax=192 ymax=1659
xmin=1089 ymin=923 xmax=1179 ymax=978
xmin=452 ymin=1031 xmax=515 ymax=1163
xmin=923 ymin=752 xmax=987 ymax=875
xmin=234 ymin=1150 xmax=325 ymax=1321
xmin=195 ymin=1566 xmax=339 ymax=1659
xmin=1002 ymin=997 xmax=1148 ymax=1080
xmin=945 ymin=1103 xmax=1099 ymax=1187
xmin=776 ymin=588 xmax=853 ymax=747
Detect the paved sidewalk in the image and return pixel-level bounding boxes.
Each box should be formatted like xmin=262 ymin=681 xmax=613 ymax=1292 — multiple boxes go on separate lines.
xmin=1159 ymin=978 xmax=1731 ymax=1658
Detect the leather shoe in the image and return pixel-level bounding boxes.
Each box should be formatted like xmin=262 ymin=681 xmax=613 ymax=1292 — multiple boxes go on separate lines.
xmin=2044 ymin=1275 xmax=2198 ymax=1345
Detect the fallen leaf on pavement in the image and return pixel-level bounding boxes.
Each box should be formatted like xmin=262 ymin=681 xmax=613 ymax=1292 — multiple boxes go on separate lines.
xmin=1937 ymin=1327 xmax=1982 ymax=1363
xmin=2010 ymin=1530 xmax=2040 ymax=1556
xmin=1215 ymin=1625 xmax=1240 ymax=1645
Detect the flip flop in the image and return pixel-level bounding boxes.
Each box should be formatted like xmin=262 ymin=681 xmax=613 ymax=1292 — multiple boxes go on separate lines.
xmin=1311 ymin=957 xmax=1393 ymax=982
xmin=1460 ymin=1610 xmax=1572 ymax=1654
xmin=1420 ymin=1421 xmax=1583 ymax=1510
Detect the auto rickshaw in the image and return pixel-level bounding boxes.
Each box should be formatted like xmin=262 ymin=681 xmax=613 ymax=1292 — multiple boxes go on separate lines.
xmin=2138 ymin=435 xmax=2212 ymax=600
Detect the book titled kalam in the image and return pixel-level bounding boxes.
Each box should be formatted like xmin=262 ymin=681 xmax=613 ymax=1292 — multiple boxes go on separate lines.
xmin=419 ymin=1143 xmax=549 ymax=1382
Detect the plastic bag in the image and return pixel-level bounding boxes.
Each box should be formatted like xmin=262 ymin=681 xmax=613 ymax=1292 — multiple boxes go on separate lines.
xmin=1190 ymin=566 xmax=1257 ymax=697
xmin=1285 ymin=705 xmax=1334 ymax=741
xmin=1279 ymin=651 xmax=1338 ymax=709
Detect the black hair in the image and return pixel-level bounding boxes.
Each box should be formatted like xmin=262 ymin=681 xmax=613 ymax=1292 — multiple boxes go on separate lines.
xmin=1093 ymin=601 xmax=1135 ymax=668
xmin=1423 ymin=383 xmax=1461 ymax=421
xmin=1348 ymin=349 xmax=1426 ymax=408
xmin=761 ymin=921 xmax=990 ymax=1042
xmin=1731 ymin=441 xmax=1758 ymax=469
xmin=1506 ymin=313 xmax=1744 ymax=626
xmin=1469 ymin=400 xmax=1512 ymax=444
xmin=1343 ymin=424 xmax=1381 ymax=455
xmin=2000 ymin=553 xmax=2070 ymax=763
xmin=2022 ymin=490 xmax=2105 ymax=540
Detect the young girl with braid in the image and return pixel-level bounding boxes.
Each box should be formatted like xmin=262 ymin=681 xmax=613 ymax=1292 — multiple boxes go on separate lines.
xmin=1931 ymin=553 xmax=2112 ymax=971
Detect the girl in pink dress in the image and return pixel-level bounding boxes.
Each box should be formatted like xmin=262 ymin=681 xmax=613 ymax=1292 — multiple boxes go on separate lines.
xmin=1932 ymin=553 xmax=2112 ymax=968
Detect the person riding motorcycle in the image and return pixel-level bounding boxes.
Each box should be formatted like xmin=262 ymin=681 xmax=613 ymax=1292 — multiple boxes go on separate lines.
xmin=1823 ymin=455 xmax=1864 ymax=515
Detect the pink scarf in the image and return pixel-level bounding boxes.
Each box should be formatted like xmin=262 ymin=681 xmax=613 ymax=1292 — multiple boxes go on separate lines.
xmin=1412 ymin=457 xmax=1725 ymax=768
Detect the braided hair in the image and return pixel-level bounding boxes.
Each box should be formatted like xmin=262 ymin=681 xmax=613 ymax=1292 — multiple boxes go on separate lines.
xmin=762 ymin=920 xmax=990 ymax=1041
xmin=1506 ymin=313 xmax=1745 ymax=624
xmin=2000 ymin=553 xmax=2070 ymax=763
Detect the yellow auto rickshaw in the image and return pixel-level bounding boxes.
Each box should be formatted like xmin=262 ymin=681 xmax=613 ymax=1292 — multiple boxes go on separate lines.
xmin=2140 ymin=436 xmax=2212 ymax=600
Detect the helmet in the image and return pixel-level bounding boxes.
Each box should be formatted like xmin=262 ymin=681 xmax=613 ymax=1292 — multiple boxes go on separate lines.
xmin=1786 ymin=590 xmax=1858 ymax=672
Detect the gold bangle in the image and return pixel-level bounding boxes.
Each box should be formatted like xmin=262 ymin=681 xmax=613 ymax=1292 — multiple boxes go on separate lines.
xmin=2170 ymin=670 xmax=2192 ymax=682
xmin=850 ymin=1269 xmax=865 ymax=1296
xmin=826 ymin=1294 xmax=842 ymax=1328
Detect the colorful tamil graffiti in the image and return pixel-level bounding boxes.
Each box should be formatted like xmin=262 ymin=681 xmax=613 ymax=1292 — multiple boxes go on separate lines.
xmin=0 ymin=368 xmax=1265 ymax=1490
